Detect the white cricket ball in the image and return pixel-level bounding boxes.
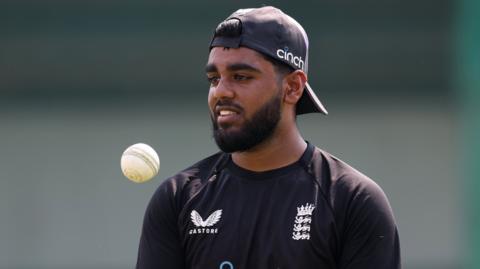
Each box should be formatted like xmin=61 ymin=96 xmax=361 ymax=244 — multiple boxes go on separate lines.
xmin=120 ymin=143 xmax=160 ymax=183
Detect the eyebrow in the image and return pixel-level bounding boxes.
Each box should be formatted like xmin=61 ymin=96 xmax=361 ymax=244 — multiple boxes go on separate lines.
xmin=205 ymin=63 xmax=262 ymax=74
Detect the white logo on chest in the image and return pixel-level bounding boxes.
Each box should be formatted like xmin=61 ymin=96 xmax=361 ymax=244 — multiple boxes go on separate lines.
xmin=292 ymin=203 xmax=315 ymax=240
xmin=189 ymin=209 xmax=222 ymax=235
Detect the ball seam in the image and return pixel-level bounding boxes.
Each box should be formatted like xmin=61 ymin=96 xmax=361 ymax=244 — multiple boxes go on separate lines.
xmin=125 ymin=148 xmax=158 ymax=175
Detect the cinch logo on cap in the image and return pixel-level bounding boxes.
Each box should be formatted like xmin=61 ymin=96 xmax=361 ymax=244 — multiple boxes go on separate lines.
xmin=276 ymin=47 xmax=305 ymax=70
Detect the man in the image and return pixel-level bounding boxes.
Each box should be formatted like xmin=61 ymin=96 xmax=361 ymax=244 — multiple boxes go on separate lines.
xmin=136 ymin=6 xmax=401 ymax=269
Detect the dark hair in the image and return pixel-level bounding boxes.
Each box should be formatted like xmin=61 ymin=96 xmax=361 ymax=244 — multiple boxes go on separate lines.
xmin=213 ymin=19 xmax=294 ymax=77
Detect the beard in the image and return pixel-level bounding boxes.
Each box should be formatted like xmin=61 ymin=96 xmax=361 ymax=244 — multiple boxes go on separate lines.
xmin=211 ymin=92 xmax=282 ymax=153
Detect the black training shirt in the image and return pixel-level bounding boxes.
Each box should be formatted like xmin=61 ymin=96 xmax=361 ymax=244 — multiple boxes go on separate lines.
xmin=136 ymin=143 xmax=401 ymax=268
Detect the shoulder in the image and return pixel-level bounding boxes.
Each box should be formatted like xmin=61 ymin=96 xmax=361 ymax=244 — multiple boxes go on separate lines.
xmin=150 ymin=151 xmax=228 ymax=211
xmin=309 ymin=146 xmax=394 ymax=219
xmin=321 ymin=148 xmax=384 ymax=194
xmin=163 ymin=150 xmax=227 ymax=188
xmin=137 ymin=153 xmax=229 ymax=268
xmin=310 ymin=147 xmax=385 ymax=194
xmin=310 ymin=147 xmax=400 ymax=267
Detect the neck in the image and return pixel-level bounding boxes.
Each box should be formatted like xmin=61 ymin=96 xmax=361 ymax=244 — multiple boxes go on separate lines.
xmin=231 ymin=125 xmax=307 ymax=172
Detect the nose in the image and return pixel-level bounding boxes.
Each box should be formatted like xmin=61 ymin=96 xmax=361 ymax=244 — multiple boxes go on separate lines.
xmin=211 ymin=78 xmax=235 ymax=100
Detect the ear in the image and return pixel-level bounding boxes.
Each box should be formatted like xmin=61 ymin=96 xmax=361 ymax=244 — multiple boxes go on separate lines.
xmin=283 ymin=70 xmax=307 ymax=106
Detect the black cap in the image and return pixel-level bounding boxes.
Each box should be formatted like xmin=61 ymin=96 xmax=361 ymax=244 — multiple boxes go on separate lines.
xmin=210 ymin=6 xmax=328 ymax=115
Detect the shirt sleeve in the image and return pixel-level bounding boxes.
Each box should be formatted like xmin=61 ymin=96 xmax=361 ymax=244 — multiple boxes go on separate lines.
xmin=136 ymin=180 xmax=185 ymax=269
xmin=337 ymin=177 xmax=401 ymax=269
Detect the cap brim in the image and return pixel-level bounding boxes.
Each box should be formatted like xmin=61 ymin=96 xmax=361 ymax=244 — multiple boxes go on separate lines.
xmin=296 ymin=82 xmax=328 ymax=115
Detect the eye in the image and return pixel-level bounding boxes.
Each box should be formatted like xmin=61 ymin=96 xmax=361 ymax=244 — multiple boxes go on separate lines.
xmin=233 ymin=74 xmax=251 ymax=81
xmin=207 ymin=75 xmax=220 ymax=85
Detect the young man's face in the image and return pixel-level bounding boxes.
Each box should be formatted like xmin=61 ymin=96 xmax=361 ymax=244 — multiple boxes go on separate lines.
xmin=206 ymin=47 xmax=284 ymax=153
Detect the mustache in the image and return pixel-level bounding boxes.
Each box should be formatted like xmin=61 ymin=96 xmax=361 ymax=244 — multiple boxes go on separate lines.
xmin=214 ymin=100 xmax=244 ymax=112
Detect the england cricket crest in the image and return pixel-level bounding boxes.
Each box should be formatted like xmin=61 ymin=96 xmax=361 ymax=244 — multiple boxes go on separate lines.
xmin=292 ymin=203 xmax=315 ymax=240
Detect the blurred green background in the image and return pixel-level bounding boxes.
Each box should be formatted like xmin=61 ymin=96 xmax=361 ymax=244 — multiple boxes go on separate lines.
xmin=1 ymin=0 xmax=476 ymax=268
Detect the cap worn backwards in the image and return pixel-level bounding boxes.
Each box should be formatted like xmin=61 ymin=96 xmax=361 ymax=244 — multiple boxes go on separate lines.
xmin=210 ymin=6 xmax=328 ymax=115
